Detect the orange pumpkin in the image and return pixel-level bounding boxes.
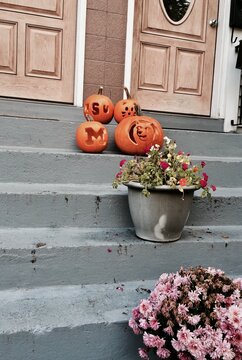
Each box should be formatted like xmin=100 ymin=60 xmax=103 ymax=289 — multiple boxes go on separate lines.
xmin=83 ymin=86 xmax=114 ymax=124
xmin=114 ymin=115 xmax=164 ymax=155
xmin=76 ymin=118 xmax=108 ymax=153
xmin=114 ymin=87 xmax=138 ymax=123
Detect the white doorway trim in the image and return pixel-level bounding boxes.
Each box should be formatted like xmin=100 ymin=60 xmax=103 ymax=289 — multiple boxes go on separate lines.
xmin=210 ymin=0 xmax=241 ymax=132
xmin=124 ymin=0 xmax=135 ymax=93
xmin=74 ymin=0 xmax=87 ymax=107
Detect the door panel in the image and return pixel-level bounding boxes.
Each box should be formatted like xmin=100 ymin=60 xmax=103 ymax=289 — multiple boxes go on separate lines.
xmin=0 ymin=20 xmax=17 ymax=74
xmin=131 ymin=0 xmax=218 ymax=116
xmin=0 ymin=0 xmax=63 ymax=18
xmin=0 ymin=0 xmax=76 ymax=103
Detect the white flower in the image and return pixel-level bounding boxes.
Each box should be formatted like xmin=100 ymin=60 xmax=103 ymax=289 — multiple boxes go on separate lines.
xmin=164 ymin=136 xmax=171 ymax=144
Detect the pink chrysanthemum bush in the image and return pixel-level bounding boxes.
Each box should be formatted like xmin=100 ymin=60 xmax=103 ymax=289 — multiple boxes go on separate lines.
xmin=129 ymin=267 xmax=242 ymax=360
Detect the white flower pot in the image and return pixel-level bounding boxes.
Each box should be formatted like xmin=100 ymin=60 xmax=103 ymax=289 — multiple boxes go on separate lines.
xmin=126 ymin=182 xmax=195 ymax=242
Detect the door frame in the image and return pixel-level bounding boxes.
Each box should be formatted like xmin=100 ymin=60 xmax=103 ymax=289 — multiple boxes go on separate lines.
xmin=123 ymin=0 xmax=240 ymax=132
xmin=74 ymin=0 xmax=87 ymax=107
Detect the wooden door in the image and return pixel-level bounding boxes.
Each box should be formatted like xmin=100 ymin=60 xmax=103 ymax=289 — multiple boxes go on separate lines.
xmin=131 ymin=0 xmax=218 ymax=115
xmin=0 ymin=0 xmax=77 ymax=103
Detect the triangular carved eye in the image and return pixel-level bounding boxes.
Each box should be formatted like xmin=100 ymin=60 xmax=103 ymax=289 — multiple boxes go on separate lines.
xmin=162 ymin=0 xmax=194 ymax=23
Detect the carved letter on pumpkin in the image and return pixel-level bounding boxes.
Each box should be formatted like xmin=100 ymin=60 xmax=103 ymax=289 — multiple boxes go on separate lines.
xmin=85 ymin=127 xmax=105 ymax=145
xmin=92 ymin=102 xmax=100 ymax=115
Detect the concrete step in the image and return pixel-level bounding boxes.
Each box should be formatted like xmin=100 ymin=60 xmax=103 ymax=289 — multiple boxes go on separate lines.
xmin=0 ymin=280 xmax=154 ymax=360
xmin=0 ymin=146 xmax=241 ymax=187
xmin=1 ymin=115 xmax=242 ymax=156
xmin=0 ymin=183 xmax=241 ymax=228
xmin=0 ymin=226 xmax=241 ymax=290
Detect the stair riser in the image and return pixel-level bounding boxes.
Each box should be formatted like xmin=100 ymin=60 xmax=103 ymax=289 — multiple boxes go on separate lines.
xmin=0 ymin=193 xmax=241 ymax=228
xmin=0 ymin=238 xmax=241 ymax=290
xmin=0 ymin=151 xmax=124 ymax=185
xmin=1 ymin=117 xmax=242 ymax=156
xmin=0 ymin=192 xmax=241 ymax=228
xmin=0 ymin=323 xmax=143 ymax=360
xmin=0 ymin=151 xmax=241 ymax=187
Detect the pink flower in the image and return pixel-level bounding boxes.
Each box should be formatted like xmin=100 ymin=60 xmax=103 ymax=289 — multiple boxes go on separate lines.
xmin=178 ymin=151 xmax=184 ymax=155
xmin=132 ymin=307 xmax=140 ymax=320
xmin=211 ymin=184 xmax=216 ymax=191
xmin=178 ymin=304 xmax=189 ymax=316
xmin=139 ymin=318 xmax=149 ymax=329
xmin=177 ymin=327 xmax=193 ymax=344
xmin=149 ymin=316 xmax=160 ymax=330
xmin=188 ymin=315 xmax=201 ymax=325
xmin=138 ymin=348 xmax=149 ymax=359
xmin=201 ymin=161 xmax=206 ymax=168
xmin=156 ymin=347 xmax=170 ymax=358
xmin=160 ymin=161 xmax=170 ymax=170
xmin=188 ymin=290 xmax=201 ymax=303
xmin=163 ymin=326 xmax=174 ymax=336
xmin=227 ymin=305 xmax=242 ymax=329
xmin=119 ymin=159 xmax=126 ymax=167
xmin=129 ymin=319 xmax=141 ymax=335
xmin=182 ymin=163 xmax=189 ymax=171
xmin=200 ymin=179 xmax=207 ymax=188
xmin=140 ymin=299 xmax=153 ymax=317
xmin=233 ymin=278 xmax=242 ymax=290
xmin=143 ymin=332 xmax=165 ymax=348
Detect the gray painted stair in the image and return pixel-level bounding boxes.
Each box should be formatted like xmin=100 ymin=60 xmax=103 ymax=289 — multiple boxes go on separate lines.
xmin=0 ymin=280 xmax=154 ymax=360
xmin=0 ymin=116 xmax=242 ymax=155
xmin=0 ymin=100 xmax=242 ymax=359
xmin=0 ymin=146 xmax=242 ymax=187
xmin=0 ymin=226 xmax=241 ymax=291
xmin=0 ymin=183 xmax=241 ymax=227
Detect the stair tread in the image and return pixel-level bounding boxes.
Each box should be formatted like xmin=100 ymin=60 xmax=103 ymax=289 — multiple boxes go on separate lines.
xmin=0 ymin=280 xmax=154 ymax=333
xmin=0 ymin=182 xmax=241 ymax=196
xmin=0 ymin=145 xmax=242 ymax=161
xmin=0 ymin=226 xmax=242 ymax=249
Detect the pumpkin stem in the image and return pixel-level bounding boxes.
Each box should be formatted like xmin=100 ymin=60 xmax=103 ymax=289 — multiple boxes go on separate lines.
xmin=86 ymin=114 xmax=94 ymax=122
xmin=134 ymin=104 xmax=143 ymax=116
xmin=98 ymin=86 xmax=103 ymax=95
xmin=124 ymin=87 xmax=131 ymax=99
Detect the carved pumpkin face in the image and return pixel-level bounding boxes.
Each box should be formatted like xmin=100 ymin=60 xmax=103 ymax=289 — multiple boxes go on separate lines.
xmin=114 ymin=87 xmax=137 ymax=123
xmin=114 ymin=116 xmax=164 ymax=155
xmin=76 ymin=121 xmax=108 ymax=153
xmin=83 ymin=86 xmax=114 ymax=124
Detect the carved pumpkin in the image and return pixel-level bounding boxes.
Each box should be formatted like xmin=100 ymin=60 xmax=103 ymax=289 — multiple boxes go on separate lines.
xmin=83 ymin=86 xmax=114 ymax=124
xmin=114 ymin=115 xmax=164 ymax=155
xmin=114 ymin=87 xmax=138 ymax=123
xmin=76 ymin=117 xmax=108 ymax=153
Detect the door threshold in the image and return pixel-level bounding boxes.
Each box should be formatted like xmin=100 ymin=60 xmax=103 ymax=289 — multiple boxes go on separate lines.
xmin=0 ymin=98 xmax=82 ymax=122
xmin=144 ymin=111 xmax=225 ymax=133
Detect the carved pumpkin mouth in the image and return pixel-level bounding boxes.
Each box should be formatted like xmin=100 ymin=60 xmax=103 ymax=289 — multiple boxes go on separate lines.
xmin=137 ymin=134 xmax=147 ymax=139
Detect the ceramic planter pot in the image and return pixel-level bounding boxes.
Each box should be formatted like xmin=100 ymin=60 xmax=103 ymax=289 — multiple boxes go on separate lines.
xmin=126 ymin=182 xmax=196 ymax=242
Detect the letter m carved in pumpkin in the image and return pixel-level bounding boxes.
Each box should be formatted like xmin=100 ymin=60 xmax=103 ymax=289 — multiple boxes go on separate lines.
xmin=85 ymin=127 xmax=105 ymax=145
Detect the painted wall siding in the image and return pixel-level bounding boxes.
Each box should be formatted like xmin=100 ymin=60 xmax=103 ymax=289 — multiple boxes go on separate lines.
xmin=83 ymin=0 xmax=128 ymax=104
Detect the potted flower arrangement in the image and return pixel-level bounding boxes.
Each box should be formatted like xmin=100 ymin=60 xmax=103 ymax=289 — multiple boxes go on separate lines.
xmin=129 ymin=266 xmax=242 ymax=360
xmin=112 ymin=136 xmax=216 ymax=242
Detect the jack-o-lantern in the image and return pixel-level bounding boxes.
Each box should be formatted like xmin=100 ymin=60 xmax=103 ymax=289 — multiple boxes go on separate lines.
xmin=76 ymin=117 xmax=108 ymax=153
xmin=114 ymin=115 xmax=164 ymax=155
xmin=114 ymin=87 xmax=138 ymax=123
xmin=83 ymin=86 xmax=114 ymax=124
